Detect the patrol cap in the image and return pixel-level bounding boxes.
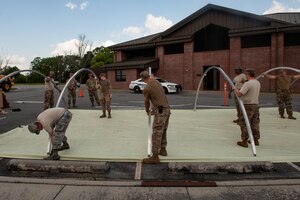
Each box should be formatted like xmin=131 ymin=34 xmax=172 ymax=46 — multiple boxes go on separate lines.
xmin=28 ymin=121 xmax=40 ymax=135
xmin=140 ymin=71 xmax=150 ymax=80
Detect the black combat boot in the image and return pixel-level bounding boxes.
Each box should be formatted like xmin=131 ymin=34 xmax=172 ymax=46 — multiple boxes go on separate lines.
xmin=143 ymin=154 xmax=160 ymax=164
xmin=159 ymin=147 xmax=167 ymax=156
xmin=108 ymin=111 xmax=111 ymax=119
xmin=58 ymin=142 xmax=70 ymax=151
xmin=43 ymin=149 xmax=60 ymax=160
xmin=100 ymin=110 xmax=106 ymax=118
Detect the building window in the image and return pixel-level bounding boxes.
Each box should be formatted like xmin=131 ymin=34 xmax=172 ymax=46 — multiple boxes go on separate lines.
xmin=194 ymin=24 xmax=229 ymax=52
xmin=285 ymin=32 xmax=300 ymax=46
xmin=115 ymin=70 xmax=126 ymax=82
xmin=164 ymin=43 xmax=184 ymax=54
xmin=241 ymin=34 xmax=271 ymax=48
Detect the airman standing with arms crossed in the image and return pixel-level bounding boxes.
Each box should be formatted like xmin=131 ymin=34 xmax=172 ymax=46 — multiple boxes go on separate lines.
xmin=233 ymin=68 xmax=261 ymax=148
xmin=44 ymin=71 xmax=55 ymax=110
xmin=86 ymin=73 xmax=100 ymax=107
xmin=66 ymin=72 xmax=77 ymax=109
xmin=99 ymin=73 xmax=112 ymax=118
xmin=264 ymin=70 xmax=300 ymax=120
xmin=140 ymin=71 xmax=171 ymax=164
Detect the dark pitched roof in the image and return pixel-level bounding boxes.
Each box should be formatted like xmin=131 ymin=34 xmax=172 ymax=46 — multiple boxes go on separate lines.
xmin=109 ymin=33 xmax=161 ymax=50
xmin=264 ymin=13 xmax=300 ymax=24
xmin=161 ymin=4 xmax=290 ymax=38
xmin=104 ymin=58 xmax=158 ymax=70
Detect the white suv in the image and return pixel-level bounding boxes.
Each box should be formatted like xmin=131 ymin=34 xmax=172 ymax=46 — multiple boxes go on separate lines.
xmin=129 ymin=77 xmax=182 ymax=94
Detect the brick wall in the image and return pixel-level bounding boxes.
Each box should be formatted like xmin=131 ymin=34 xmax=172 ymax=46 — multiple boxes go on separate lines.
xmin=108 ymin=69 xmax=138 ymax=90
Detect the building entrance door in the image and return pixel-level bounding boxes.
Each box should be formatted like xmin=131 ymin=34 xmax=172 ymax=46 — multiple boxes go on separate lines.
xmin=203 ymin=65 xmax=220 ymax=90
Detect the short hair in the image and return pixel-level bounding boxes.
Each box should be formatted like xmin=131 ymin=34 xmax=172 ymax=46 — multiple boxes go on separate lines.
xmin=245 ymin=68 xmax=255 ymax=77
xmin=99 ymin=73 xmax=106 ymax=77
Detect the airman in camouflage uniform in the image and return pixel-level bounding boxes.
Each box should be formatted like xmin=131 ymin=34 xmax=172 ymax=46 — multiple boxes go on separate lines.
xmin=99 ymin=73 xmax=112 ymax=118
xmin=44 ymin=71 xmax=55 ymax=110
xmin=229 ymin=67 xmax=247 ymax=123
xmin=140 ymin=71 xmax=171 ymax=164
xmin=233 ymin=69 xmax=261 ymax=148
xmin=66 ymin=72 xmax=77 ymax=108
xmin=265 ymin=70 xmax=300 ymax=120
xmin=28 ymin=107 xmax=72 ymax=160
xmin=86 ymin=73 xmax=100 ymax=107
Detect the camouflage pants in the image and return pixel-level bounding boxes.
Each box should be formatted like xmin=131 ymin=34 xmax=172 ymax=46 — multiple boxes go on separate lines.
xmin=152 ymin=108 xmax=171 ymax=154
xmin=100 ymin=94 xmax=111 ymax=111
xmin=234 ymin=95 xmax=241 ymax=118
xmin=68 ymin=89 xmax=76 ymax=106
xmin=88 ymin=89 xmax=100 ymax=106
xmin=238 ymin=104 xmax=260 ymax=141
xmin=276 ymin=90 xmax=293 ymax=116
xmin=52 ymin=110 xmax=72 ymax=149
xmin=44 ymin=90 xmax=54 ymax=110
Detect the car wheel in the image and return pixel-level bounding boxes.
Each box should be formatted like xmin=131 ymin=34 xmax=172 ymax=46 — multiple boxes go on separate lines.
xmin=163 ymin=87 xmax=168 ymax=94
xmin=134 ymin=86 xmax=141 ymax=93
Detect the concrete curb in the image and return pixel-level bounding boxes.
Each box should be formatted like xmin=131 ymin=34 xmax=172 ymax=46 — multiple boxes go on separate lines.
xmin=168 ymin=162 xmax=274 ymax=174
xmin=7 ymin=159 xmax=109 ymax=174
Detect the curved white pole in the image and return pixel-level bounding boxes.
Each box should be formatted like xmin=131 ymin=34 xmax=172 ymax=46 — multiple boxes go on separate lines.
xmin=193 ymin=66 xmax=256 ymax=156
xmin=256 ymin=66 xmax=300 ymax=80
xmin=56 ymin=68 xmax=98 ymax=107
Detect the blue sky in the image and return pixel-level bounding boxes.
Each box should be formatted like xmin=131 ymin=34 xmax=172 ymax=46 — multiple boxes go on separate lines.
xmin=1 ymin=0 xmax=300 ymax=70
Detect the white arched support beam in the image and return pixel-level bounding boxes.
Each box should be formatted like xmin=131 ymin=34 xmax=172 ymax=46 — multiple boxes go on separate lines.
xmin=193 ymin=66 xmax=257 ymax=156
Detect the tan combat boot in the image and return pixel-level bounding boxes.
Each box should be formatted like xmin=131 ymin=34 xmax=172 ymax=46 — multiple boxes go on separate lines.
xmin=159 ymin=147 xmax=167 ymax=156
xmin=142 ymin=154 xmax=160 ymax=164
xmin=237 ymin=140 xmax=248 ymax=148
xmin=99 ymin=110 xmax=106 ymax=118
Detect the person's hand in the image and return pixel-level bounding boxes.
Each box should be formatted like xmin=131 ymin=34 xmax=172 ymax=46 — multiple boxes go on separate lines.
xmin=110 ymin=94 xmax=112 ymax=99
xmin=150 ymin=109 xmax=155 ymax=115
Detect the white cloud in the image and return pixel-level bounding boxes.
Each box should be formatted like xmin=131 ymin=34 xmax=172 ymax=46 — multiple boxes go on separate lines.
xmin=102 ymin=40 xmax=116 ymax=47
xmin=51 ymin=38 xmax=115 ymax=56
xmin=145 ymin=14 xmax=173 ymax=34
xmin=80 ymin=2 xmax=89 ymax=10
xmin=0 ymin=54 xmax=27 ymax=70
xmin=263 ymin=0 xmax=300 ymax=14
xmin=51 ymin=39 xmax=79 ymax=56
xmin=65 ymin=2 xmax=77 ymax=10
xmin=112 ymin=14 xmax=173 ymax=42
xmin=121 ymin=26 xmax=143 ymax=38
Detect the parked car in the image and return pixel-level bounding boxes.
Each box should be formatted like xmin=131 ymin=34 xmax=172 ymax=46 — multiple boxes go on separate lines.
xmin=129 ymin=77 xmax=182 ymax=94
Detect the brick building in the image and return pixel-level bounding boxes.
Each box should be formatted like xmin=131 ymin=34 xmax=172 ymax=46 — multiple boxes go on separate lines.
xmin=104 ymin=4 xmax=300 ymax=92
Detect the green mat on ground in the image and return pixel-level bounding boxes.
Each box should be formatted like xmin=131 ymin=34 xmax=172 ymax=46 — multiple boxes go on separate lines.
xmin=0 ymin=108 xmax=299 ymax=162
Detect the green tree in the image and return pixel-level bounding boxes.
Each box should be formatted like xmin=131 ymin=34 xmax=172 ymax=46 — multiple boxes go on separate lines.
xmin=91 ymin=46 xmax=113 ymax=69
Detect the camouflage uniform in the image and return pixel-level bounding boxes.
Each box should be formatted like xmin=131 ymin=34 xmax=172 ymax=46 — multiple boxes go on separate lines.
xmin=99 ymin=79 xmax=111 ymax=113
xmin=52 ymin=110 xmax=72 ymax=149
xmin=238 ymin=104 xmax=260 ymax=141
xmin=275 ymin=76 xmax=294 ymax=117
xmin=36 ymin=107 xmax=72 ymax=150
xmin=67 ymin=78 xmax=77 ymax=108
xmin=44 ymin=76 xmax=55 ymax=110
xmin=233 ymin=73 xmax=247 ymax=119
xmin=86 ymin=78 xmax=100 ymax=106
xmin=143 ymin=79 xmax=171 ymax=155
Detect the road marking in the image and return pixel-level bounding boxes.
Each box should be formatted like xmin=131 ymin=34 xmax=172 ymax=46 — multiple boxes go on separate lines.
xmin=15 ymin=101 xmax=43 ymax=104
xmin=134 ymin=162 xmax=142 ymax=180
xmin=287 ymin=162 xmax=300 ymax=172
xmin=0 ymin=117 xmax=6 ymax=121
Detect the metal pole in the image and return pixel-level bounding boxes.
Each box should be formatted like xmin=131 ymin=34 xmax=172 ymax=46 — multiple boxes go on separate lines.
xmin=147 ymin=67 xmax=152 ymax=157
xmin=193 ymin=66 xmax=257 ymax=156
